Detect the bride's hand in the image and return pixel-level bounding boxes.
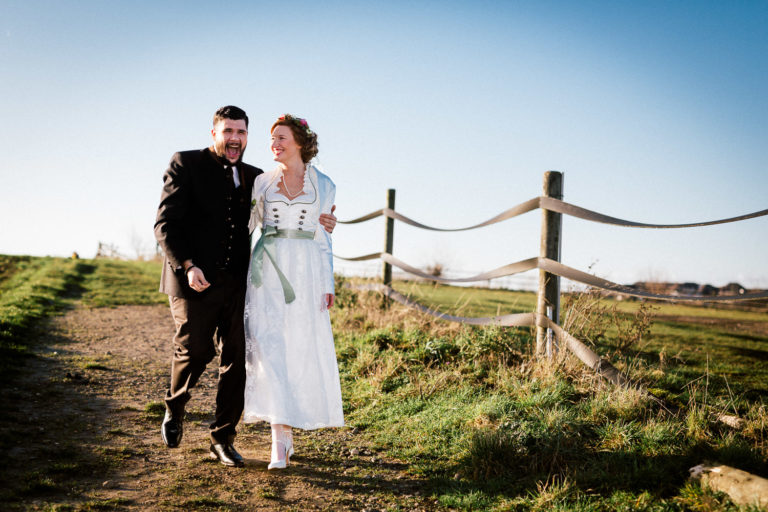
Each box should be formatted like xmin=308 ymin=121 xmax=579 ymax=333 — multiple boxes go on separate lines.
xmin=318 ymin=205 xmax=337 ymax=233
xmin=323 ymin=293 xmax=335 ymax=309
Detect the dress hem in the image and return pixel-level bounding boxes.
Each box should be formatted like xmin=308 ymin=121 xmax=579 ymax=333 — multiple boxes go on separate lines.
xmin=242 ymin=413 xmax=344 ymax=430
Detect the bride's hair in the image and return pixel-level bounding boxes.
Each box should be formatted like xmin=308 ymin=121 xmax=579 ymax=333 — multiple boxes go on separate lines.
xmin=271 ymin=114 xmax=318 ymax=163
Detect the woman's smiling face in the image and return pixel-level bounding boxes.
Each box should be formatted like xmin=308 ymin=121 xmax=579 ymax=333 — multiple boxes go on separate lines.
xmin=270 ymin=125 xmax=302 ymax=164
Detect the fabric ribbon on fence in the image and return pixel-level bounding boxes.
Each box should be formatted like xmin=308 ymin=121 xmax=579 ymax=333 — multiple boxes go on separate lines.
xmin=338 ymin=197 xmax=768 ymax=230
xmin=338 ymin=198 xmax=541 ymax=231
xmin=353 ymin=283 xmax=537 ymax=326
xmin=540 ymin=197 xmax=768 ymax=229
xmin=335 ymin=252 xmax=540 ymax=283
xmin=337 ymin=253 xmax=768 ymax=301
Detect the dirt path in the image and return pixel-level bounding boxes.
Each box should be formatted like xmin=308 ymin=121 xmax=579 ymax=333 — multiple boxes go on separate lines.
xmin=5 ymin=304 xmax=436 ymax=511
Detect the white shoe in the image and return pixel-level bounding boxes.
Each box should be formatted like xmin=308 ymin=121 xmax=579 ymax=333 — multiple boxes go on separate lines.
xmin=268 ymin=440 xmax=288 ymax=470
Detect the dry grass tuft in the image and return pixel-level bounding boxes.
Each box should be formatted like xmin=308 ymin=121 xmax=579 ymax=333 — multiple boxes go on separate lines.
xmin=561 ymin=287 xmax=657 ymax=352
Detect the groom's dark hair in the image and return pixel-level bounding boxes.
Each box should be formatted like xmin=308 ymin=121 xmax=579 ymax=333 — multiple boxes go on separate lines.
xmin=213 ymin=105 xmax=249 ymax=129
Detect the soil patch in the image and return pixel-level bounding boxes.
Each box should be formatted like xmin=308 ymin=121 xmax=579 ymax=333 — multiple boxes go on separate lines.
xmin=0 ymin=304 xmax=437 ymax=511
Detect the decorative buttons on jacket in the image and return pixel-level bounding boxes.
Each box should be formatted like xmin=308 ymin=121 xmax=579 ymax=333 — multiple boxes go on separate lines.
xmin=273 ymin=208 xmax=278 ymax=211
xmin=301 ymin=209 xmax=307 ymax=213
xmin=298 ymin=221 xmax=303 ymax=225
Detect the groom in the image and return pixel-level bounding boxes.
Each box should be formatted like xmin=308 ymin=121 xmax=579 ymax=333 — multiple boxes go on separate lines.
xmin=154 ymin=106 xmax=336 ymax=467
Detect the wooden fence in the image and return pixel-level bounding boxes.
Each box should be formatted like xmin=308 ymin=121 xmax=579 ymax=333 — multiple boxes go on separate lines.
xmin=334 ymin=171 xmax=768 ymax=360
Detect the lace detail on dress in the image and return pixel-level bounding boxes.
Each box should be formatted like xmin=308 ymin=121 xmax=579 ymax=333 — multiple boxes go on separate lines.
xmin=265 ymin=165 xmax=316 ymax=205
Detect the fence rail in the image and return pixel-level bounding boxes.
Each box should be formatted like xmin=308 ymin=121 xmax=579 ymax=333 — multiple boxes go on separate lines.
xmin=335 ymin=253 xmax=768 ymax=301
xmin=339 ymin=196 xmax=768 ymax=230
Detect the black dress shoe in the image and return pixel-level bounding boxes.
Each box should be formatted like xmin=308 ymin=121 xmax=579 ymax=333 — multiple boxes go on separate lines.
xmin=228 ymin=444 xmax=244 ymax=465
xmin=210 ymin=443 xmax=244 ymax=467
xmin=161 ymin=410 xmax=183 ymax=448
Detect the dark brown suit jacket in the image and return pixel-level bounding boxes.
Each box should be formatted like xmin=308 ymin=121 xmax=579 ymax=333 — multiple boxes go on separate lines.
xmin=154 ymin=148 xmax=263 ymax=298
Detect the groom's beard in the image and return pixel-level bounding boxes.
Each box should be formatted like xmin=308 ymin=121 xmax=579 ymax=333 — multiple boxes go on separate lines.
xmin=214 ymin=140 xmax=246 ymax=165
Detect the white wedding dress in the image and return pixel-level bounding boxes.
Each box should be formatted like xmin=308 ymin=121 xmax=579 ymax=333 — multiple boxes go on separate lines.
xmin=243 ymin=164 xmax=344 ymax=430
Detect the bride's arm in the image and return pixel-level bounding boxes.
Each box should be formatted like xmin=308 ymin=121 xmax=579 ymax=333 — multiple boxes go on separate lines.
xmin=314 ymin=176 xmax=336 ymax=305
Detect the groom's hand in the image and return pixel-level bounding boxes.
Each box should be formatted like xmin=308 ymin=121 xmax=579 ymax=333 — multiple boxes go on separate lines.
xmin=187 ymin=267 xmax=210 ymax=292
xmin=319 ymin=205 xmax=337 ymax=233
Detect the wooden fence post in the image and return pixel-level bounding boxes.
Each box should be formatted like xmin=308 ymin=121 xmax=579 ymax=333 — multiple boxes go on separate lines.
xmin=382 ymin=189 xmax=396 ymax=287
xmin=536 ymin=171 xmax=563 ymax=357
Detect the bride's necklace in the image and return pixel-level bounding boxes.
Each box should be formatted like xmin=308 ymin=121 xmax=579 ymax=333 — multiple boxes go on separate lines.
xmin=281 ymin=169 xmax=305 ymax=197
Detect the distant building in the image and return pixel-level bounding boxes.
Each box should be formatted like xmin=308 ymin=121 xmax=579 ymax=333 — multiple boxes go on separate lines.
xmin=698 ymin=284 xmax=718 ymax=296
xmin=630 ymin=281 xmax=676 ymax=295
xmin=674 ymin=282 xmax=700 ymax=295
xmin=719 ymin=282 xmax=746 ymax=296
xmin=619 ymin=281 xmax=761 ymax=301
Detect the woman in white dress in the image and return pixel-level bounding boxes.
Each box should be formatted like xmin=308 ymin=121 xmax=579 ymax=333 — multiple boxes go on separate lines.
xmin=243 ymin=114 xmax=344 ymax=470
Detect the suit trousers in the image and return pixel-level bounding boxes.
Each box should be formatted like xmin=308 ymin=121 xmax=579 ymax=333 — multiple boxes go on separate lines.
xmin=165 ymin=271 xmax=246 ymax=444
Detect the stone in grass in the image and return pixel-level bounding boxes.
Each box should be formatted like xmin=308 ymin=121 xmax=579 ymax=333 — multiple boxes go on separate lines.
xmin=690 ymin=463 xmax=768 ymax=508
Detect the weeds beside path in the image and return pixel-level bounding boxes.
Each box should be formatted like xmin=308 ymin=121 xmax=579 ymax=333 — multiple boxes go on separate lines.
xmin=3 ymin=257 xmax=767 ymax=511
xmin=0 ymin=303 xmax=436 ymax=511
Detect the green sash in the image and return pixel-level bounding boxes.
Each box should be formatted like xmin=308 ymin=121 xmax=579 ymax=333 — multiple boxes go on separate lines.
xmin=250 ymin=226 xmax=314 ymax=303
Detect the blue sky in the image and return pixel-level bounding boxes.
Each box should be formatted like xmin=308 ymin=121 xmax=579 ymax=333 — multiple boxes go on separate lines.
xmin=1 ymin=0 xmax=766 ymax=288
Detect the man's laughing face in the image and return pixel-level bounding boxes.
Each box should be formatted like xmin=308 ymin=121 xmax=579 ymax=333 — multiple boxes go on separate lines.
xmin=212 ymin=118 xmax=248 ymax=164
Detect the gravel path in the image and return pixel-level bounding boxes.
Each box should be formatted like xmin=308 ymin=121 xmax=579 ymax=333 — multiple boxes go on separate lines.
xmin=5 ymin=304 xmax=435 ymax=511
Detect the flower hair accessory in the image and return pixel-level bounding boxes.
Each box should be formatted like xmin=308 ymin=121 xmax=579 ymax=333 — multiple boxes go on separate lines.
xmin=278 ymin=114 xmax=313 ymax=135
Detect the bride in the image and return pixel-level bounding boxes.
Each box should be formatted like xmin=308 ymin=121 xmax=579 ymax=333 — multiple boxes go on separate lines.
xmin=243 ymin=114 xmax=344 ymax=470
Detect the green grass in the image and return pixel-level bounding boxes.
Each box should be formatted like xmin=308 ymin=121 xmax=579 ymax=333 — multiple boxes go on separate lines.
xmin=332 ymin=277 xmax=768 ymax=511
xmin=0 ymin=254 xmax=33 ymax=285
xmin=3 ymin=257 xmax=767 ymax=510
xmin=0 ymin=255 xmax=165 ymax=384
xmin=641 ymin=319 xmax=768 ymax=400
xmin=0 ymin=255 xmax=86 ymax=380
xmin=392 ymin=280 xmax=538 ymax=317
xmin=390 ymin=280 xmax=768 ymax=405
xmin=615 ymin=298 xmax=768 ymax=321
xmin=80 ymin=258 xmax=165 ymax=307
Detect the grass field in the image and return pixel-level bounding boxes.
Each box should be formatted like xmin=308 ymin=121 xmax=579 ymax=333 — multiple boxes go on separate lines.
xmin=1 ymin=255 xmax=766 ymax=510
xmin=0 ymin=255 xmax=87 ymax=381
xmin=333 ymin=277 xmax=768 ymax=510
xmin=391 ymin=279 xmax=768 ymax=401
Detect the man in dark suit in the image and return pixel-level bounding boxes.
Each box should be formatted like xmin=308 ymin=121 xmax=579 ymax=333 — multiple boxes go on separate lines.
xmin=154 ymin=106 xmax=335 ymax=467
